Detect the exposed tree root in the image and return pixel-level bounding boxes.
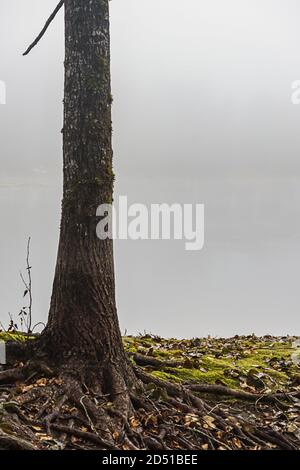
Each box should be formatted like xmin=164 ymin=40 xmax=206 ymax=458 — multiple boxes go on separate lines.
xmin=0 ymin=431 xmax=37 ymax=450
xmin=0 ymin=367 xmax=25 ymax=384
xmin=186 ymin=383 xmax=299 ymax=404
xmin=0 ymin=360 xmax=54 ymax=385
xmin=131 ymin=353 xmax=182 ymax=369
xmin=0 ymin=355 xmax=299 ymax=451
xmin=49 ymin=423 xmax=118 ymax=450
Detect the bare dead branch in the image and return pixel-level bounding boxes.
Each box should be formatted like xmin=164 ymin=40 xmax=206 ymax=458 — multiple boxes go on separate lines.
xmin=49 ymin=423 xmax=118 ymax=450
xmin=19 ymin=237 xmax=33 ymax=333
xmin=26 ymin=237 xmax=32 ymax=332
xmin=23 ymin=0 xmax=64 ymax=56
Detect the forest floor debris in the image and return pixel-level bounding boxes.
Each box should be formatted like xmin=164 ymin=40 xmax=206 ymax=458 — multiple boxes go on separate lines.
xmin=0 ymin=332 xmax=299 ymax=450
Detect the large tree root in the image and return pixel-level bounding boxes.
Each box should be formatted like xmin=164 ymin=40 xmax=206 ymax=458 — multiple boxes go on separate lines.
xmin=186 ymin=383 xmax=299 ymax=404
xmin=0 ymin=357 xmax=299 ymax=451
xmin=0 ymin=431 xmax=38 ymax=450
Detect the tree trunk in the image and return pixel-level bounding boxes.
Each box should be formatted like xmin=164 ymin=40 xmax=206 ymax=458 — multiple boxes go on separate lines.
xmin=40 ymin=0 xmax=131 ymax=387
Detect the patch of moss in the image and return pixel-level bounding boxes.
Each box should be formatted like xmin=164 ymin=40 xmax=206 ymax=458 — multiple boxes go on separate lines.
xmin=123 ymin=335 xmax=298 ymax=393
xmin=151 ymin=370 xmax=182 ymax=383
xmin=200 ymin=355 xmax=233 ymax=370
xmin=237 ymin=347 xmax=293 ymax=378
xmin=265 ymin=369 xmax=288 ymax=382
xmin=150 ymin=349 xmax=185 ymax=359
xmin=0 ymin=332 xmax=34 ymax=342
xmin=170 ymin=367 xmax=237 ymax=388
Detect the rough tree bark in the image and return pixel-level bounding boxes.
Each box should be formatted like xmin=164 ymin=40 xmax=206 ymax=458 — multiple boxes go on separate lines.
xmin=1 ymin=1 xmax=299 ymax=450
xmin=38 ymin=0 xmax=134 ymax=390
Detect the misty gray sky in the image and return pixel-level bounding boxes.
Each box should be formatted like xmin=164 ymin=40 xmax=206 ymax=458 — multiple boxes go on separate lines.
xmin=0 ymin=0 xmax=300 ymax=337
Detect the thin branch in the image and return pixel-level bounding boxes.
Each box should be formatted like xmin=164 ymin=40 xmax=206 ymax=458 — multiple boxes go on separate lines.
xmin=19 ymin=237 xmax=33 ymax=333
xmin=19 ymin=272 xmax=29 ymax=291
xmin=31 ymin=322 xmax=46 ymax=333
xmin=23 ymin=0 xmax=64 ymax=56
xmin=26 ymin=237 xmax=33 ymax=333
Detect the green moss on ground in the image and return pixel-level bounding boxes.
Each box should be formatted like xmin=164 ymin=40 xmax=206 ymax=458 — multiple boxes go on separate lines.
xmin=0 ymin=332 xmax=34 ymax=342
xmin=1 ymin=332 xmax=298 ymax=394
xmin=123 ymin=334 xmax=300 ymax=393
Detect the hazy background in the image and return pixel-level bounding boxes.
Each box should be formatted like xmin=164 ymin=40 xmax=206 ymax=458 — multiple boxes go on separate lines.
xmin=0 ymin=0 xmax=300 ymax=338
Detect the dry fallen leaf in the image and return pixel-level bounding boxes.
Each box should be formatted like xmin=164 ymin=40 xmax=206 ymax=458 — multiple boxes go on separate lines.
xmin=31 ymin=425 xmax=43 ymax=431
xmin=232 ymin=437 xmax=242 ymax=449
xmin=184 ymin=413 xmax=199 ymax=427
xmin=203 ymin=415 xmax=216 ymax=429
xmin=53 ymin=378 xmax=64 ymax=386
xmin=20 ymin=384 xmax=34 ymax=393
xmin=36 ymin=378 xmax=48 ymax=387
xmin=36 ymin=433 xmax=52 ymax=441
xmin=144 ymin=413 xmax=158 ymax=426
xmin=129 ymin=416 xmax=140 ymax=429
